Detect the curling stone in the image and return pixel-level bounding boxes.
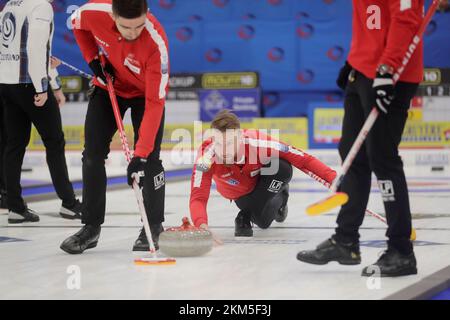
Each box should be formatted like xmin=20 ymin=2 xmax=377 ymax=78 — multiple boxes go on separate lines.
xmin=159 ymin=217 xmax=213 ymax=257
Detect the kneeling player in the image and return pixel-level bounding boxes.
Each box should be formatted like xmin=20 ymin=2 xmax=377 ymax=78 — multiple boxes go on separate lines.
xmin=189 ymin=110 xmax=337 ymax=236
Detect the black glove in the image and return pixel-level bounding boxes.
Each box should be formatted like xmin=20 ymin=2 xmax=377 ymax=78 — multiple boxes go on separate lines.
xmin=88 ymin=58 xmax=114 ymax=86
xmin=127 ymin=157 xmax=147 ymax=187
xmin=336 ymin=61 xmax=353 ymax=90
xmin=373 ymin=71 xmax=395 ymax=114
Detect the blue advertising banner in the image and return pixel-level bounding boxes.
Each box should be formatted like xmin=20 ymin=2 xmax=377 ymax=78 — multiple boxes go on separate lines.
xmin=199 ymin=89 xmax=261 ymax=122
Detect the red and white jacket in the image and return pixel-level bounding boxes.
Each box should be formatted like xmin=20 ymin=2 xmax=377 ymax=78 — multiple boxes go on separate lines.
xmin=71 ymin=0 xmax=169 ymax=158
xmin=189 ymin=130 xmax=337 ymax=227
xmin=348 ymin=0 xmax=424 ymax=83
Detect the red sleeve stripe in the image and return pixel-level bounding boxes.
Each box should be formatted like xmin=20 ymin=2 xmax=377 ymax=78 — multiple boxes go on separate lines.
xmin=144 ymin=19 xmax=169 ymax=99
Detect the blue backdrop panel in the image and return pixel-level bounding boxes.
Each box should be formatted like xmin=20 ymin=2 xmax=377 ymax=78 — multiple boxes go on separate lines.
xmin=423 ymin=12 xmax=450 ymax=68
xmin=148 ymin=0 xmax=232 ymax=22
xmin=230 ymin=0 xmax=295 ymax=21
xmin=293 ymin=0 xmax=352 ymax=22
xmin=202 ymin=20 xmax=298 ymax=90
xmin=165 ymin=22 xmax=203 ymax=73
xmin=262 ymin=91 xmax=343 ymax=118
xmin=296 ymin=18 xmax=351 ymax=91
xmin=201 ymin=20 xmax=255 ymax=73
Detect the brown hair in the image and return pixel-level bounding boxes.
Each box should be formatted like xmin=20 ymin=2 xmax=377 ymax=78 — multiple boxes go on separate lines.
xmin=210 ymin=110 xmax=241 ymax=132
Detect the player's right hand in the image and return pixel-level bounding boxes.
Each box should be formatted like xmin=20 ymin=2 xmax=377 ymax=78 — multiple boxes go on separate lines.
xmin=127 ymin=157 xmax=146 ymax=187
xmin=89 ymin=58 xmax=114 ymax=86
xmin=34 ymin=92 xmax=48 ymax=107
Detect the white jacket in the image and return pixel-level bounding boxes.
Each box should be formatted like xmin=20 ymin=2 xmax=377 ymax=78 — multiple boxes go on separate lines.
xmin=0 ymin=0 xmax=60 ymax=93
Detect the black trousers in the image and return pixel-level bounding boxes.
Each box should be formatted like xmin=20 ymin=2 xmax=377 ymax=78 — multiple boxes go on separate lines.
xmin=0 ymin=84 xmax=76 ymax=212
xmin=0 ymin=98 xmax=6 ymax=192
xmin=235 ymin=159 xmax=292 ymax=228
xmin=335 ymin=70 xmax=418 ymax=254
xmin=82 ymin=87 xmax=165 ymax=227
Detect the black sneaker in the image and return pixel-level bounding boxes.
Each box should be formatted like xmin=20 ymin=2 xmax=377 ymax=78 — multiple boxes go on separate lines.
xmin=297 ymin=237 xmax=361 ymax=265
xmin=8 ymin=208 xmax=40 ymax=224
xmin=361 ymin=249 xmax=417 ymax=277
xmin=60 ymin=199 xmax=82 ymax=220
xmin=132 ymin=224 xmax=164 ymax=251
xmin=235 ymin=210 xmax=253 ymax=237
xmin=60 ymin=225 xmax=101 ymax=254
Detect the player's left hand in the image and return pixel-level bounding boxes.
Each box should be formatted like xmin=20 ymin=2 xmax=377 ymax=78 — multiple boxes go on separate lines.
xmin=373 ymin=71 xmax=395 ymax=114
xmin=54 ymin=89 xmax=66 ymax=107
xmin=127 ymin=157 xmax=147 ymax=187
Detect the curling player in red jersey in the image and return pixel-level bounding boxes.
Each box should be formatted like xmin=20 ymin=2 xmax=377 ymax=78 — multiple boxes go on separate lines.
xmin=60 ymin=0 xmax=169 ymax=254
xmin=190 ymin=110 xmax=337 ymax=238
xmin=297 ymin=0 xmax=427 ymax=277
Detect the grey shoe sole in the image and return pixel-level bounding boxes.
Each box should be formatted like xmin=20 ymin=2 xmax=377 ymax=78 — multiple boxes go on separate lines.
xmin=8 ymin=216 xmax=40 ymax=224
xmin=60 ymin=241 xmax=98 ymax=255
xmin=361 ymin=266 xmax=418 ymax=277
xmin=234 ymin=230 xmax=254 ymax=237
xmin=297 ymin=252 xmax=361 ymax=266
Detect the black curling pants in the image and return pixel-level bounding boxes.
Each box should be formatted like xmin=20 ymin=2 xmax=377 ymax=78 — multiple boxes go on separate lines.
xmin=0 ymin=84 xmax=76 ymax=212
xmin=81 ymin=87 xmax=165 ymax=227
xmin=335 ymin=70 xmax=418 ymax=255
xmin=235 ymin=159 xmax=292 ymax=229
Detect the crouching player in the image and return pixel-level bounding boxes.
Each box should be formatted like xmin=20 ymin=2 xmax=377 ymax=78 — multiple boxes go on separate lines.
xmin=189 ymin=110 xmax=337 ymax=237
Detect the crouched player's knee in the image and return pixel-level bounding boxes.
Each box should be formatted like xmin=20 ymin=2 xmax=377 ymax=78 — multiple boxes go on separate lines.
xmin=253 ymin=217 xmax=273 ymax=230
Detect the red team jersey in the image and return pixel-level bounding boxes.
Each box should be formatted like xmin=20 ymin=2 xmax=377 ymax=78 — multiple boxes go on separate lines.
xmin=189 ymin=130 xmax=337 ymax=227
xmin=348 ymin=0 xmax=424 ymax=83
xmin=71 ymin=0 xmax=169 ymax=158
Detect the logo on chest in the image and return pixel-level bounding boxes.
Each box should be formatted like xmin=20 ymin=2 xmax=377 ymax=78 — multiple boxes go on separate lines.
xmin=124 ymin=54 xmax=141 ymax=75
xmin=226 ymin=179 xmax=240 ymax=186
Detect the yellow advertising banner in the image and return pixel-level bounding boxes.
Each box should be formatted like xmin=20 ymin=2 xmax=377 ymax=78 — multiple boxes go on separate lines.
xmin=252 ymin=118 xmax=308 ymax=150
xmin=27 ymin=119 xmax=450 ymax=151
xmin=29 ymin=126 xmax=85 ymax=151
xmin=313 ymin=108 xmax=344 ymax=144
xmin=401 ymin=121 xmax=450 ymax=148
xmin=27 ymin=118 xmax=309 ymax=151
